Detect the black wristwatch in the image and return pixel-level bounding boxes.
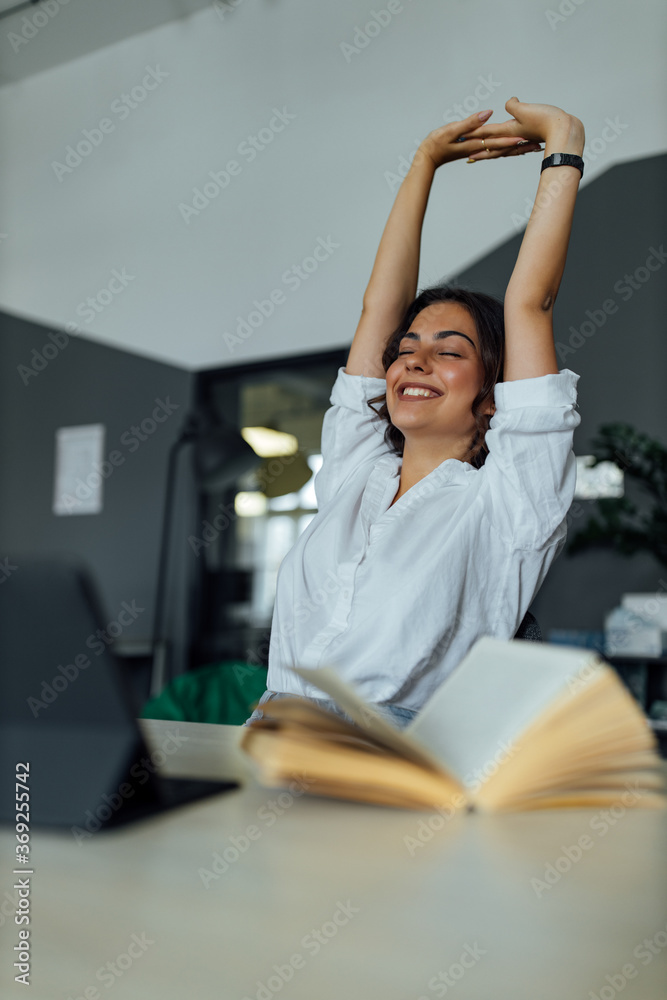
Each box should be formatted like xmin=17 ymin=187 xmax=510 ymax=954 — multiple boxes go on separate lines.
xmin=540 ymin=153 xmax=584 ymax=178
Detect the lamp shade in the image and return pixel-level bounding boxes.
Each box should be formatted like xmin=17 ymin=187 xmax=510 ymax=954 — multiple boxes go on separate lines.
xmin=256 ymin=449 xmax=313 ymax=498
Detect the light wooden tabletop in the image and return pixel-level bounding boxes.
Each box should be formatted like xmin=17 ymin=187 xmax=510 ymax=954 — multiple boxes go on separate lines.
xmin=1 ymin=719 xmax=666 ymax=1000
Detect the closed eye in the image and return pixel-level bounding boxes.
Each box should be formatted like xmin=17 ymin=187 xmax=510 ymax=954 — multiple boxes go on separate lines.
xmin=397 ymin=350 xmax=461 ymax=357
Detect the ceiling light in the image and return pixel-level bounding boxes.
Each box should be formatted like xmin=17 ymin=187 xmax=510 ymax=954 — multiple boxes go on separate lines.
xmin=241 ymin=426 xmax=298 ymax=457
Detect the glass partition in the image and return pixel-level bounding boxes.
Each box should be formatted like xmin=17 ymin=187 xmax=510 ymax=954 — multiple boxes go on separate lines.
xmin=192 ymin=350 xmax=347 ymax=668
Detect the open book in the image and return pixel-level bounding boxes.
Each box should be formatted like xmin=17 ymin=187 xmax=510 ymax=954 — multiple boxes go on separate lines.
xmin=240 ymin=637 xmax=667 ymax=811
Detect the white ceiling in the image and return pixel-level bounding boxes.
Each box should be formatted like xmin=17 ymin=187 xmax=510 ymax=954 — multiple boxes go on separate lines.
xmin=0 ymin=0 xmax=213 ymax=88
xmin=1 ymin=0 xmax=665 ymax=371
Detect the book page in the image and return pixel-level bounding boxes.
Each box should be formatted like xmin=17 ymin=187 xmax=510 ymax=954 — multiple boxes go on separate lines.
xmin=406 ymin=637 xmax=605 ymax=790
xmin=290 ymin=665 xmax=446 ymax=772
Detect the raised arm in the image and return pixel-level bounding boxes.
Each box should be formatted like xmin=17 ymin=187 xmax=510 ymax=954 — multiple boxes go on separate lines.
xmin=344 ymin=150 xmax=435 ymax=378
xmin=345 ymin=109 xmax=541 ymax=377
xmin=464 ymin=98 xmax=585 ymax=381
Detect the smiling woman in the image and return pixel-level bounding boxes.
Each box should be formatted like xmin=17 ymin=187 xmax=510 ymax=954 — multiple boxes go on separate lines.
xmin=369 ymin=286 xmax=504 ymax=474
xmin=244 ymin=98 xmax=585 ymax=727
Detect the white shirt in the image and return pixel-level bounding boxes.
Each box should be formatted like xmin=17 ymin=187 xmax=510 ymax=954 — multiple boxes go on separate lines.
xmin=266 ymin=365 xmax=581 ymax=710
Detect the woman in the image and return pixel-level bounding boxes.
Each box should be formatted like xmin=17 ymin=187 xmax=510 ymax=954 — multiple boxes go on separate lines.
xmin=245 ymin=97 xmax=585 ymax=729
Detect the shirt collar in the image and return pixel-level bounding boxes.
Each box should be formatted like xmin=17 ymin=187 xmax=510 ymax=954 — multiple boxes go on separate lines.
xmin=362 ymin=454 xmax=475 ymax=527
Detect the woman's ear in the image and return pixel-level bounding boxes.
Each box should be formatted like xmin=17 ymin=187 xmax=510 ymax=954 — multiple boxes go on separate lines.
xmin=481 ymin=394 xmax=496 ymax=417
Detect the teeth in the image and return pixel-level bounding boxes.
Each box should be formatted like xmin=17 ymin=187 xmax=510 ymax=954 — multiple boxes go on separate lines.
xmin=402 ymin=386 xmax=437 ymax=398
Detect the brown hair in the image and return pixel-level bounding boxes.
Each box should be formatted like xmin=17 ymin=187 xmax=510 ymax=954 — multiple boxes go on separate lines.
xmin=367 ymin=284 xmax=505 ymax=469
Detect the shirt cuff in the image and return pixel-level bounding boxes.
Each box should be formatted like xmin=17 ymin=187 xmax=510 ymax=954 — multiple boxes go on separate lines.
xmin=329 ymin=366 xmax=387 ymax=415
xmin=493 ymin=369 xmax=579 ymax=411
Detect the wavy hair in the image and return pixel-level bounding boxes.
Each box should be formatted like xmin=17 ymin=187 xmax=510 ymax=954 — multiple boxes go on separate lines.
xmin=367 ymin=284 xmax=505 ymax=469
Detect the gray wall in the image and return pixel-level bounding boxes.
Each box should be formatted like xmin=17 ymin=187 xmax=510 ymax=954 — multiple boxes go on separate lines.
xmin=0 ymin=313 xmax=197 ymax=678
xmin=453 ymin=152 xmax=667 ymax=633
xmin=1 ymin=152 xmax=664 ymax=672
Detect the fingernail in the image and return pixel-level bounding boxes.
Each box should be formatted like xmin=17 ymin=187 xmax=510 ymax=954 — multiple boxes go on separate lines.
xmin=466 ymin=157 xmax=476 ymax=163
xmin=477 ymin=110 xmax=492 ymax=120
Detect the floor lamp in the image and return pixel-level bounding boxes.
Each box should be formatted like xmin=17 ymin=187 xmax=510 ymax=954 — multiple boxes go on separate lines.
xmin=149 ymin=410 xmax=261 ymax=698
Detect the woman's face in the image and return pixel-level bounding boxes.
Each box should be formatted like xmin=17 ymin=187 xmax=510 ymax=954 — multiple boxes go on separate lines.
xmin=385 ymin=302 xmax=494 ymax=454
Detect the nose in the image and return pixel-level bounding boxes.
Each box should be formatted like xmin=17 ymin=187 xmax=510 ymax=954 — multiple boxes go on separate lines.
xmin=404 ymin=348 xmax=431 ymax=372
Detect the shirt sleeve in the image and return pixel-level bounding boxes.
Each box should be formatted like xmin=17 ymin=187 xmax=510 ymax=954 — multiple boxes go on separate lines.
xmin=313 ymin=366 xmax=394 ymax=509
xmin=481 ymin=368 xmax=581 ymax=550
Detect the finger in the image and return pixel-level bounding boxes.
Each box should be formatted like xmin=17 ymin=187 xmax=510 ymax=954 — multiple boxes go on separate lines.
xmin=459 ymin=118 xmax=522 ymax=139
xmin=466 ymin=143 xmax=541 ymax=162
xmin=466 ymin=144 xmax=541 ymax=160
xmin=497 ymin=144 xmax=543 ymax=158
xmin=464 ymin=136 xmax=536 ymax=155
xmin=452 ymin=108 xmax=493 ymax=140
xmin=456 ymin=133 xmax=530 ymax=149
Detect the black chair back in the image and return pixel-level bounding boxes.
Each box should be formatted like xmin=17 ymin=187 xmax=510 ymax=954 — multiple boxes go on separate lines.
xmin=515 ymin=611 xmax=542 ymax=642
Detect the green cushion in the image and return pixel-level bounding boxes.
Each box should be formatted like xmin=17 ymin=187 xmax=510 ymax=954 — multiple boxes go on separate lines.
xmin=140 ymin=660 xmax=268 ymax=726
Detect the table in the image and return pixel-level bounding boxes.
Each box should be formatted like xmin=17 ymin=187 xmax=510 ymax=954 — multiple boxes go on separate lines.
xmin=1 ymin=720 xmax=666 ymax=999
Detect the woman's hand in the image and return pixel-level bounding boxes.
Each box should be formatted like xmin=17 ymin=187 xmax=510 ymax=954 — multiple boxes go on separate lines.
xmin=462 ymin=98 xmax=584 ymax=161
xmin=418 ymin=108 xmax=541 ymax=169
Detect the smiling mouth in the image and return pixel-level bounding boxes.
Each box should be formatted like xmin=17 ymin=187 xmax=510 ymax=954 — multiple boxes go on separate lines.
xmin=398 ymin=386 xmax=442 ymax=400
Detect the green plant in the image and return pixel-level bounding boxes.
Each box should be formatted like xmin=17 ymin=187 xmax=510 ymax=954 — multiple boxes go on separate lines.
xmin=567 ymin=423 xmax=667 ymax=568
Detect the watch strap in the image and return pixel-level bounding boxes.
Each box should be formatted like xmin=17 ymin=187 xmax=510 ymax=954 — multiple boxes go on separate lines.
xmin=540 ymin=152 xmax=584 ymax=177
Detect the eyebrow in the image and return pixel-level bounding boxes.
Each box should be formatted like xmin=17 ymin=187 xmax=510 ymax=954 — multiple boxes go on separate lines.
xmin=401 ymin=330 xmax=477 ymax=349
